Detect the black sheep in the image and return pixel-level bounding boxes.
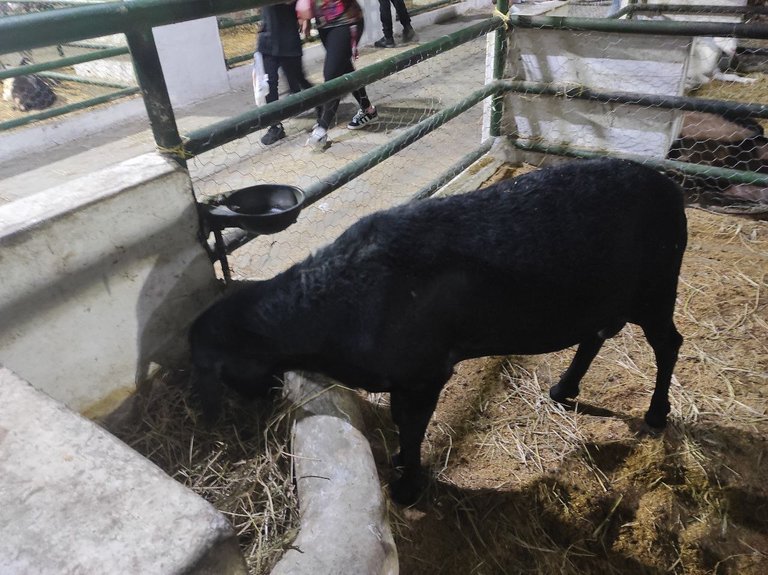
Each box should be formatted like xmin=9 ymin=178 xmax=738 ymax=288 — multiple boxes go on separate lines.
xmin=189 ymin=157 xmax=688 ymax=504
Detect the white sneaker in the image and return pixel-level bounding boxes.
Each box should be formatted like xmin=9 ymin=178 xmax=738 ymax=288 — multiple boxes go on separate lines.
xmin=306 ymin=125 xmax=328 ymax=149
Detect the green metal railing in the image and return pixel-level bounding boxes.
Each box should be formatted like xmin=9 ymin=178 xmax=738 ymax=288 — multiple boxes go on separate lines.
xmin=613 ymin=3 xmax=768 ymax=19
xmin=184 ymin=15 xmax=505 ymax=156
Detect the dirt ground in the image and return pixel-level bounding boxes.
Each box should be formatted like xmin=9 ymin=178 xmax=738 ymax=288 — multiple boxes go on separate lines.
xmin=359 ymin=166 xmax=768 ymax=574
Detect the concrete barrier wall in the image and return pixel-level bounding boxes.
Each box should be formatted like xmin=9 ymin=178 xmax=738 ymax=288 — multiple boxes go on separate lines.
xmin=0 ymin=152 xmax=220 ymax=417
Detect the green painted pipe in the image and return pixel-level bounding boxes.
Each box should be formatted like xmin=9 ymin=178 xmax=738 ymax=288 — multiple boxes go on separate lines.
xmin=410 ymin=138 xmax=495 ymax=200
xmin=0 ymin=47 xmax=129 ymax=81
xmin=490 ymin=0 xmax=508 ymax=137
xmin=496 ymin=80 xmax=768 ymax=119
xmin=506 ymin=13 xmax=768 ymax=38
xmin=627 ymin=4 xmax=768 ymax=16
xmin=218 ymin=13 xmax=261 ymax=29
xmin=0 ymin=0 xmax=288 ymax=53
xmin=124 ymin=27 xmax=183 ymax=164
xmin=39 ymin=70 xmax=132 ymax=89
xmin=400 ymin=0 xmax=459 ymax=19
xmin=0 ymin=87 xmax=138 ymax=131
xmin=301 ymin=82 xmax=499 ymax=204
xmin=185 ymin=17 xmax=504 ymax=156
xmin=508 ymin=139 xmax=768 ymax=187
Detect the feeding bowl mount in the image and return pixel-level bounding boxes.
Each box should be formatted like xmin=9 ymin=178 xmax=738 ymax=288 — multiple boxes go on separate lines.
xmin=198 ymin=184 xmax=306 ymax=282
xmin=200 ymin=184 xmax=305 ymax=235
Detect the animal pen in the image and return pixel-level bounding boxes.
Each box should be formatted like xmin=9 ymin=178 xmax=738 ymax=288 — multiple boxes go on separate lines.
xmin=0 ymin=0 xmax=767 ymax=574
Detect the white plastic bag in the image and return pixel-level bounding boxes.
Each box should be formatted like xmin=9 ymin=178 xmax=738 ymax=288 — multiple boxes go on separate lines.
xmin=252 ymin=52 xmax=268 ymax=106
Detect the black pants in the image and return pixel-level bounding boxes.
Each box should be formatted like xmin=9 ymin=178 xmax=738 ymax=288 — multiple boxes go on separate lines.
xmin=262 ymin=53 xmax=317 ymax=128
xmin=379 ymin=0 xmax=411 ymax=39
xmin=262 ymin=54 xmax=311 ymax=103
xmin=317 ymin=22 xmax=371 ymax=130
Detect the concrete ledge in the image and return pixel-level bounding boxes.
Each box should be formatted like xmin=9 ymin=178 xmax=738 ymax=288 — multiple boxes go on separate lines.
xmin=0 ymin=152 xmax=220 ymax=416
xmin=0 ymin=366 xmax=247 ymax=575
xmin=272 ymin=372 xmax=398 ymax=575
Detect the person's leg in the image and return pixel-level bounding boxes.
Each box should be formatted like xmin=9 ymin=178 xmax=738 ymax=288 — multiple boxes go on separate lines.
xmin=391 ymin=0 xmax=415 ymax=41
xmin=317 ymin=25 xmax=355 ymax=130
xmin=262 ymin=53 xmax=280 ymax=104
xmin=261 ymin=54 xmax=286 ymax=145
xmin=281 ymin=55 xmax=309 ymax=94
xmin=282 ymin=56 xmax=323 ymax=122
xmin=378 ymin=0 xmax=394 ymax=42
xmin=390 ymin=0 xmax=410 ymax=29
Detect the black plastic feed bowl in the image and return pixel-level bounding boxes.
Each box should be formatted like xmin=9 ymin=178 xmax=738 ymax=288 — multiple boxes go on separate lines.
xmin=203 ymin=184 xmax=305 ymax=234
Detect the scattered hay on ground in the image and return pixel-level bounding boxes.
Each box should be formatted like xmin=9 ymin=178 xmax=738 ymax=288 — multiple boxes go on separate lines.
xmin=108 ymin=374 xmax=298 ymax=575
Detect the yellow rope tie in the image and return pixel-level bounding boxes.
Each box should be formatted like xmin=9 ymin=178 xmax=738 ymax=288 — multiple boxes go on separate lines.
xmin=493 ymin=7 xmax=511 ymax=30
xmin=156 ymin=143 xmax=193 ymax=159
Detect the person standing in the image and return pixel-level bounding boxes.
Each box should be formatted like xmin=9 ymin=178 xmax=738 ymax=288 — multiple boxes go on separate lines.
xmin=302 ymin=0 xmax=379 ymax=149
xmin=373 ymin=0 xmax=416 ymax=48
xmin=257 ymin=1 xmax=314 ymax=145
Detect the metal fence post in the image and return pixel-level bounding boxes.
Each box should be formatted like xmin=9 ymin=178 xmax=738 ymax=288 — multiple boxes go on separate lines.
xmin=490 ymin=0 xmax=509 ymax=137
xmin=124 ymin=26 xmax=186 ymax=166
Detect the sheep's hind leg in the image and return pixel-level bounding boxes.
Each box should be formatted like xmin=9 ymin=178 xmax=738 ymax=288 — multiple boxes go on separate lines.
xmin=641 ymin=321 xmax=683 ymax=429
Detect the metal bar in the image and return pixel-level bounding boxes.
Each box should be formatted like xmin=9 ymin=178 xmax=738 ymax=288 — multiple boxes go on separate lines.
xmin=185 ymin=17 xmax=504 ymax=156
xmin=225 ymin=53 xmax=255 ymax=67
xmin=0 ymin=47 xmax=129 ymax=80
xmin=398 ymin=0 xmax=459 ymax=20
xmin=124 ymin=27 xmax=184 ymax=164
xmin=0 ymin=87 xmax=138 ymax=131
xmin=39 ymin=70 xmax=132 ymax=89
xmin=411 ymin=138 xmax=495 ymax=201
xmin=220 ymin=81 xmax=500 ymax=253
xmin=507 ymin=138 xmax=768 ymax=186
xmin=608 ymin=5 xmax=633 ymax=19
xmin=506 ymin=13 xmax=768 ymax=38
xmin=218 ymin=13 xmax=261 ymax=29
xmin=2 ymin=0 xmax=104 ymax=4
xmin=0 ymin=0 xmax=287 ymax=54
xmin=497 ymin=80 xmax=768 ymax=120
xmin=225 ymin=34 xmax=320 ymax=69
xmin=301 ymin=83 xmax=497 ymax=203
xmin=490 ymin=0 xmax=509 ymax=137
xmin=63 ymin=41 xmax=122 ymax=50
xmin=627 ymin=4 xmax=768 ymax=16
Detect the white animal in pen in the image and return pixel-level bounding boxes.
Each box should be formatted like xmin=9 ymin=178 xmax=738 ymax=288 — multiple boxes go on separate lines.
xmin=686 ymin=36 xmax=757 ymax=90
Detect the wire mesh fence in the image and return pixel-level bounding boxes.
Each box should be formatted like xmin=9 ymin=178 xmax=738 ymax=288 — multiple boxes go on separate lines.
xmin=496 ymin=5 xmax=768 ymax=217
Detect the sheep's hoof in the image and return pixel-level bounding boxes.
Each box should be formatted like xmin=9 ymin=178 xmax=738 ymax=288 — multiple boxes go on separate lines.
xmin=644 ymin=409 xmax=668 ymax=430
xmin=389 ymin=474 xmax=424 ymax=506
xmin=549 ymin=382 xmax=578 ymax=404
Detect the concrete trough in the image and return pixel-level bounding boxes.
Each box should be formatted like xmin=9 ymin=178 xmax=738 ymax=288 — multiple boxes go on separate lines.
xmin=0 ymin=366 xmax=247 ymax=575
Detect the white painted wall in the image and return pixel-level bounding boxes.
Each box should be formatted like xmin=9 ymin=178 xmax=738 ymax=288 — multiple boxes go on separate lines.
xmin=491 ymin=2 xmax=691 ymax=160
xmin=0 ymin=152 xmax=220 ymax=416
xmin=153 ymin=17 xmax=232 ymax=107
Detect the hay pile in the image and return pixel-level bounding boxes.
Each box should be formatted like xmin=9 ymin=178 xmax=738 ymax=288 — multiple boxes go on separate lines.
xmin=109 ymin=374 xmax=298 ymax=574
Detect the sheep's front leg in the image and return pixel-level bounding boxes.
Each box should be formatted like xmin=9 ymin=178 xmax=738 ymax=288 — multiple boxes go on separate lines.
xmin=389 ymin=387 xmax=440 ymax=505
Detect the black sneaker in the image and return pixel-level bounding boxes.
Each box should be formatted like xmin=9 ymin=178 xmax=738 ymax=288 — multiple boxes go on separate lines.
xmin=261 ymin=124 xmax=285 ymax=145
xmin=402 ymin=26 xmax=416 ymax=43
xmin=347 ymin=107 xmax=378 ymax=130
xmin=374 ymin=36 xmax=395 ymax=48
